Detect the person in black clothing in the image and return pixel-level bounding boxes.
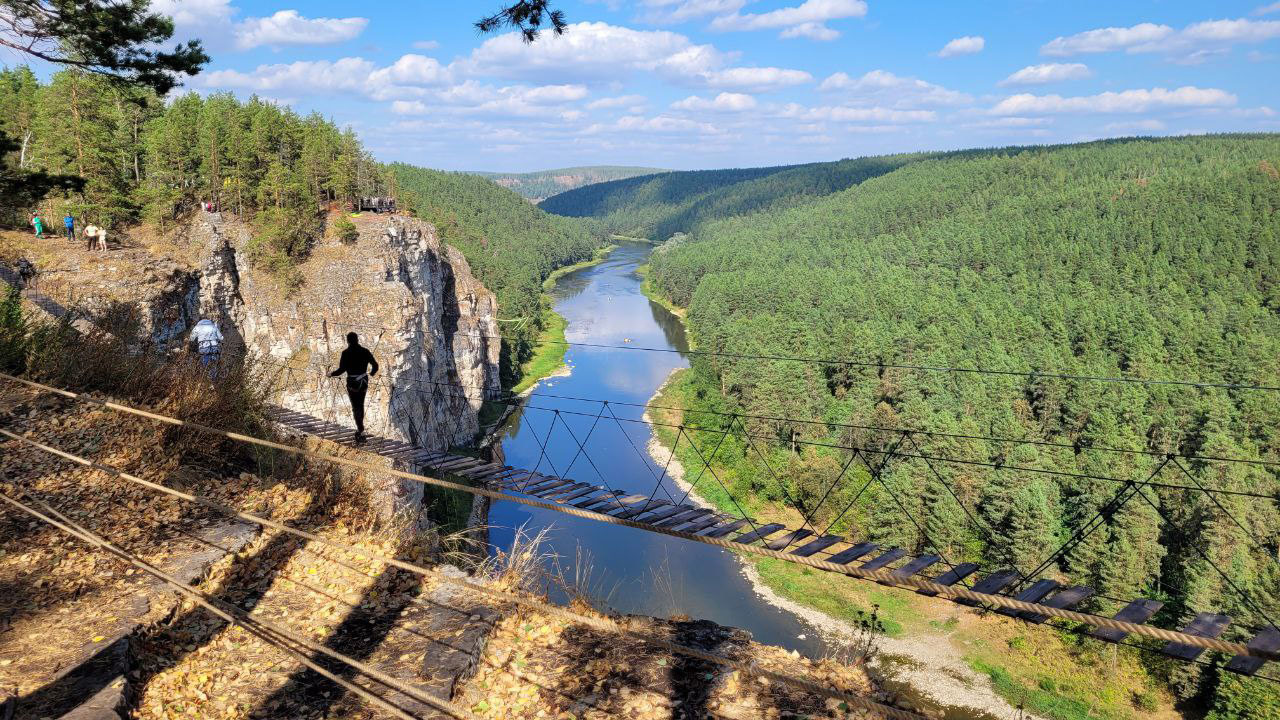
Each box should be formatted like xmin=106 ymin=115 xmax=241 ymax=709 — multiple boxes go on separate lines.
xmin=329 ymin=332 xmax=379 ymax=443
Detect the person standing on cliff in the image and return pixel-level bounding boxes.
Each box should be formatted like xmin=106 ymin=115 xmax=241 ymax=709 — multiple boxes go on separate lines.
xmin=329 ymin=332 xmax=379 ymax=443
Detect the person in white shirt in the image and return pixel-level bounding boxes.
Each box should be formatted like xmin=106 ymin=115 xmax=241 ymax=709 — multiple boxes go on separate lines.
xmin=191 ymin=319 xmax=224 ymax=378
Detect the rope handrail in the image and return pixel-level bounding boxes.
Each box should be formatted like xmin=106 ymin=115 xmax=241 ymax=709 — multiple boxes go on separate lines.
xmin=0 ymin=374 xmax=1273 ymax=663
xmin=0 ymin=492 xmax=474 ymax=720
xmin=0 ymin=425 xmax=925 ymax=719
xmin=258 ymin=360 xmax=1280 ymax=501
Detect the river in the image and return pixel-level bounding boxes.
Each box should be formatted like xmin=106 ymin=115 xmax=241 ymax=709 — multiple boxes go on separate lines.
xmin=486 ymin=242 xmax=1017 ymax=720
xmin=487 ymin=241 xmax=827 ymax=655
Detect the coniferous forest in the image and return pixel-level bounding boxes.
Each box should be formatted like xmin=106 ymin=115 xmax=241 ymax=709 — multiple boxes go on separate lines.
xmin=546 ymin=134 xmax=1280 ymax=715
xmin=0 ymin=66 xmax=388 ymax=276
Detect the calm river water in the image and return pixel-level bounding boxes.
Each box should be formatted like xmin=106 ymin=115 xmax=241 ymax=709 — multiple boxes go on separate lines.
xmin=488 ymin=241 xmax=828 ymax=656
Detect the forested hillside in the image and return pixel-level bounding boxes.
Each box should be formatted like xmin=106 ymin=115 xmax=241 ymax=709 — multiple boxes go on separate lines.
xmin=0 ymin=66 xmax=385 ymax=278
xmin=636 ymin=135 xmax=1280 ymax=713
xmin=389 ymin=164 xmax=599 ymax=382
xmin=471 ymin=165 xmax=665 ymax=201
xmin=539 ymin=156 xmax=931 ymax=240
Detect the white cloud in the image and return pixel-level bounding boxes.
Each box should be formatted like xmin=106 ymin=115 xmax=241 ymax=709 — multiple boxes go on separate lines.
xmin=152 ymin=0 xmax=233 ymax=28
xmin=204 ymin=58 xmax=378 ymax=94
xmin=671 ymin=92 xmax=758 ymax=111
xmin=392 ymin=100 xmax=429 ymax=115
xmin=203 ymin=54 xmax=452 ymax=101
xmin=587 ymin=114 xmax=722 ymax=135
xmin=819 ymin=70 xmax=972 ymax=106
xmin=937 ymin=35 xmax=984 ymax=57
xmin=778 ymin=103 xmax=937 ymax=123
xmin=991 ymin=86 xmax=1237 ymax=115
xmin=1041 ymin=18 xmax=1280 ymax=61
xmin=367 ymin=54 xmax=452 ymax=89
xmin=710 ymin=0 xmax=866 ymax=40
xmin=781 ymin=22 xmax=840 ymax=41
xmin=234 ymin=10 xmax=368 ymax=49
xmin=700 ymin=67 xmax=812 ymax=91
xmin=1041 ymin=23 xmax=1173 ymax=55
xmin=1254 ymin=2 xmax=1280 ymax=16
xmin=999 ymin=63 xmax=1092 ymax=86
xmin=640 ymin=0 xmax=747 ymax=24
xmin=587 ymin=94 xmax=647 ymax=109
xmin=412 ymin=40 xmax=440 ymax=50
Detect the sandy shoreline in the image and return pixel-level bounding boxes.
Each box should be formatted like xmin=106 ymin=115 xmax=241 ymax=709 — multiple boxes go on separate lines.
xmin=642 ymin=367 xmax=1045 ymax=720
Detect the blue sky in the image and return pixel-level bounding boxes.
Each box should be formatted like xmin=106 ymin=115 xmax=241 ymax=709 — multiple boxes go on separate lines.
xmin=138 ymin=1 xmax=1280 ymax=170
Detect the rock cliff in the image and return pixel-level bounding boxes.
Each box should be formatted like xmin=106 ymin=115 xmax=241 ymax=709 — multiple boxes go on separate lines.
xmin=191 ymin=212 xmax=501 ymax=458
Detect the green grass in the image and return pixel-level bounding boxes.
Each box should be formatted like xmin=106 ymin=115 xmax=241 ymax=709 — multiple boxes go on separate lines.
xmin=970 ymin=660 xmax=1123 ymax=720
xmin=541 ymin=244 xmax=617 ymax=291
xmin=509 ymin=306 xmax=568 ymax=395
xmin=636 ymin=263 xmax=688 ymax=322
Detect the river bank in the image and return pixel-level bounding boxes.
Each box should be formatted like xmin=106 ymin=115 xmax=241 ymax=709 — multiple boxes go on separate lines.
xmin=643 ymin=368 xmax=1046 ymax=720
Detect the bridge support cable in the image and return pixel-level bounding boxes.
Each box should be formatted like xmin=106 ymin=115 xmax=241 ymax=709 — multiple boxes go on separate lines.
xmin=733 ymin=413 xmax=828 ymax=545
xmin=1013 ymin=458 xmax=1171 ymax=595
xmin=257 ymin=357 xmax=1279 ymax=500
xmin=5 ymin=378 xmax=1274 ymax=667
xmin=1128 ymin=482 xmax=1280 ymax=636
xmin=0 ymin=428 xmax=926 ymax=719
xmin=0 ymin=492 xmax=474 ymax=720
xmin=268 ymin=352 xmax=1280 ymax=471
xmin=600 ymin=400 xmax=682 ymax=505
xmin=669 ymin=422 xmax=736 ymax=510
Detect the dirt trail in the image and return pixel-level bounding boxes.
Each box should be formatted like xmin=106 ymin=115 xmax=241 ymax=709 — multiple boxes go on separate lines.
xmin=644 ymin=369 xmax=1046 ymax=720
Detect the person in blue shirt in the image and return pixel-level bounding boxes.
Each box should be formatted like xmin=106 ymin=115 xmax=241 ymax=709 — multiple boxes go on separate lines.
xmin=63 ymin=213 xmax=75 ymax=242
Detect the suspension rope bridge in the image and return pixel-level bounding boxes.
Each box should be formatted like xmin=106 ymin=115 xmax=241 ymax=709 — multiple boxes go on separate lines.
xmin=3 ymin=374 xmax=1278 ymax=681
xmin=0 ymin=420 xmax=924 ymax=720
xmin=5 ymin=271 xmax=1280 ymax=716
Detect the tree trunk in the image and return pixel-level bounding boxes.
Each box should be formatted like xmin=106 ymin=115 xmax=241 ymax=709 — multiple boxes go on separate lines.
xmin=19 ymin=130 xmax=30 ymax=168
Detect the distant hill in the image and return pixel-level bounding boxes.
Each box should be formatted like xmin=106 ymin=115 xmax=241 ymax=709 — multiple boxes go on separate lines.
xmin=537 ymin=156 xmax=930 ymax=240
xmin=469 ymin=166 xmax=666 ymax=202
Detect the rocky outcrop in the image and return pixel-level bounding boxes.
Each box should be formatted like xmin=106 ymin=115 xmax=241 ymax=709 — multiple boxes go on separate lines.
xmin=183 ymin=211 xmax=501 ymax=524
xmin=189 ymin=212 xmax=500 ymax=454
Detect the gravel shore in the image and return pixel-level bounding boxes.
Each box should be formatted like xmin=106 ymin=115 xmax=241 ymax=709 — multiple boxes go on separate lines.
xmin=643 ymin=368 xmax=1046 ymax=720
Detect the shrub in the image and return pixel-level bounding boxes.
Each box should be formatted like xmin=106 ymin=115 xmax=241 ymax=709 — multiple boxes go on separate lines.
xmin=333 ymin=216 xmax=359 ymax=244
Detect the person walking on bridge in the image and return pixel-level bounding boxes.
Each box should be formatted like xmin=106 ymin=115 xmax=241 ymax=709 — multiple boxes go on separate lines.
xmin=329 ymin=332 xmax=379 ymax=443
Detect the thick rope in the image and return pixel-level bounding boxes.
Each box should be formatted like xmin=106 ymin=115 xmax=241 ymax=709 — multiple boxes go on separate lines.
xmin=0 ymin=426 xmax=924 ymax=719
xmin=0 ymin=492 xmax=473 ymax=720
xmin=0 ymin=372 xmax=1272 ymax=662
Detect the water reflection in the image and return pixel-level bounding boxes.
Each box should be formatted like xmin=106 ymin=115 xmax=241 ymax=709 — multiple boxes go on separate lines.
xmin=489 ymin=242 xmax=827 ymax=656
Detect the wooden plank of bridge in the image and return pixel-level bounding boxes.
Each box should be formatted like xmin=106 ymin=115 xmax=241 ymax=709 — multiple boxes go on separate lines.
xmin=860 ymin=547 xmax=907 ymax=571
xmin=790 ymin=535 xmax=843 ymax=558
xmin=764 ymin=529 xmax=813 ymax=551
xmin=958 ymin=569 xmax=1020 ymax=607
xmin=916 ymin=562 xmax=978 ymax=596
xmin=558 ymin=486 xmax=604 ymax=503
xmin=1092 ymin=598 xmax=1163 ymax=642
xmin=542 ymin=482 xmax=593 ymax=500
xmin=889 ymin=554 xmax=940 ymax=581
xmin=638 ymin=504 xmax=694 ymax=524
xmin=680 ymin=515 xmax=727 ymax=534
xmin=654 ymin=508 xmax=713 ymax=529
xmin=1225 ymin=628 xmax=1280 ymax=675
xmin=825 ymin=542 xmax=878 ymax=566
xmin=1019 ymin=585 xmax=1094 ymax=623
xmin=434 ymin=456 xmax=479 ymax=472
xmin=702 ymin=518 xmax=750 ymax=538
xmin=1163 ymin=613 xmax=1231 ymax=661
xmin=574 ymin=491 xmax=631 ymax=509
xmin=997 ymin=579 xmax=1060 ymax=617
xmin=613 ymin=499 xmax=672 ymax=519
xmin=733 ymin=523 xmax=787 ymax=545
